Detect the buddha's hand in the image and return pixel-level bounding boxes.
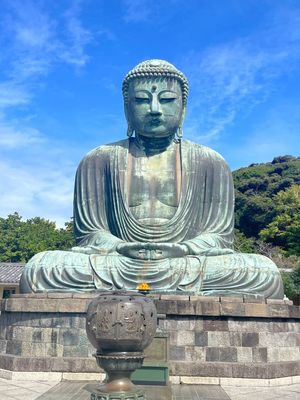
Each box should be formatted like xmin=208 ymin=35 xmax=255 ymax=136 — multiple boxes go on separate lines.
xmin=148 ymin=243 xmax=189 ymax=259
xmin=116 ymin=242 xmax=189 ymax=260
xmin=116 ymin=242 xmax=150 ymax=259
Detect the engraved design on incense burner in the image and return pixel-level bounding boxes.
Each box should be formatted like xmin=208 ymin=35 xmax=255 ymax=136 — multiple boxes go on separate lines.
xmin=86 ymin=292 xmax=157 ymax=400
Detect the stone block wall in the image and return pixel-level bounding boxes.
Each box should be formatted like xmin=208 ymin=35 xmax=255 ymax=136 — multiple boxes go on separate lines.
xmin=0 ymin=293 xmax=299 ymax=379
xmin=158 ymin=315 xmax=300 ymax=378
xmin=155 ymin=295 xmax=300 ymax=379
xmin=1 ymin=312 xmax=92 ymax=358
xmin=0 ymin=294 xmax=98 ymax=373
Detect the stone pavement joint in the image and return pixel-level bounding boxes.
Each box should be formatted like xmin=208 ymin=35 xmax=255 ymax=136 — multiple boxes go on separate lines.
xmin=0 ymin=379 xmax=299 ymax=400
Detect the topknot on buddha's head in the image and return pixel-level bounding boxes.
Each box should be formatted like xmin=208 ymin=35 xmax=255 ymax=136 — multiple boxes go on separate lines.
xmin=122 ymin=59 xmax=189 ymax=106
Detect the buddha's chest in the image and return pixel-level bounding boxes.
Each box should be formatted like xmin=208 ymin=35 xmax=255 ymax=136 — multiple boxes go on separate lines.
xmin=127 ymin=147 xmax=180 ymax=224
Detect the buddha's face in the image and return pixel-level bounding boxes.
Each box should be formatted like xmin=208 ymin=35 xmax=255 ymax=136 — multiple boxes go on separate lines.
xmin=126 ymin=78 xmax=184 ymax=138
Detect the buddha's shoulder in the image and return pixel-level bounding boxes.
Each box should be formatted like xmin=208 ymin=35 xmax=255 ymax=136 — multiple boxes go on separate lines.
xmin=182 ymin=140 xmax=228 ymax=164
xmin=80 ymin=139 xmax=129 ymax=162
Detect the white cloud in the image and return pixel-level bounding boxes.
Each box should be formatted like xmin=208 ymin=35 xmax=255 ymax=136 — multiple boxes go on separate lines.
xmin=2 ymin=2 xmax=56 ymax=80
xmin=60 ymin=2 xmax=92 ymax=67
xmin=0 ymin=1 xmax=93 ymax=225
xmin=122 ymin=0 xmax=152 ymax=22
xmin=0 ymin=151 xmax=75 ymax=227
xmin=122 ymin=0 xmax=182 ymax=24
xmin=0 ymin=124 xmax=45 ymax=149
xmin=0 ymin=1 xmax=92 ymax=82
xmin=14 ymin=14 xmax=53 ymax=50
xmin=0 ymin=83 xmax=30 ymax=108
xmin=226 ymin=103 xmax=300 ymax=170
xmin=181 ymin=6 xmax=300 ymax=145
xmin=0 ymin=1 xmax=94 ymax=129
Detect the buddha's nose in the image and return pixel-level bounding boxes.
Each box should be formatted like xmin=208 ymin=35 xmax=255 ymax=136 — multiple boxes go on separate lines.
xmin=150 ymin=97 xmax=162 ymax=115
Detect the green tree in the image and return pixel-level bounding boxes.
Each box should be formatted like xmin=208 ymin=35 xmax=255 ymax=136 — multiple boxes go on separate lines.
xmin=260 ymin=185 xmax=300 ymax=256
xmin=0 ymin=212 xmax=23 ymax=262
xmin=235 ymin=193 xmax=275 ymax=237
xmin=281 ymin=265 xmax=300 ymax=300
xmin=0 ymin=213 xmax=76 ymax=262
xmin=233 ymin=155 xmax=300 ymax=239
xmin=233 ymin=229 xmax=256 ymax=253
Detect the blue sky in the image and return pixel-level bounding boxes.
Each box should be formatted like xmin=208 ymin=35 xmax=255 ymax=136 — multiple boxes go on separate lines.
xmin=1 ymin=0 xmax=300 ymax=226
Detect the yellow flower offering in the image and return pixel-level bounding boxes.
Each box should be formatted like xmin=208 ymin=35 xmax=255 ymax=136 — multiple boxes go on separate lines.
xmin=137 ymin=282 xmax=151 ymax=291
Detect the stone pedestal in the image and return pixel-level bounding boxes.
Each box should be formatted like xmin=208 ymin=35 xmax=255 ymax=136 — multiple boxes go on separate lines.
xmin=0 ymin=293 xmax=299 ymax=384
xmin=155 ymin=295 xmax=300 ymax=383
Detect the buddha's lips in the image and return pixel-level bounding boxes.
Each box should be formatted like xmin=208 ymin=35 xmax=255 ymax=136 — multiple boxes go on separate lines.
xmin=148 ymin=117 xmax=163 ymax=126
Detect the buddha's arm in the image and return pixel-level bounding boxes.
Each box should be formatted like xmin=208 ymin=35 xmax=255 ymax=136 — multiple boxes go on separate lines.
xmin=73 ymin=147 xmax=125 ymax=254
xmin=180 ymin=146 xmax=235 ymax=256
xmin=182 ymin=234 xmax=234 ymax=256
xmin=73 ymin=230 xmax=123 ymax=254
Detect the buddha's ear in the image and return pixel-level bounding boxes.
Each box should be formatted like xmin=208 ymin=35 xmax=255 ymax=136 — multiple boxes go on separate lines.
xmin=124 ymin=103 xmax=134 ymax=137
xmin=124 ymin=102 xmax=130 ymax=122
xmin=180 ymin=105 xmax=186 ymax=125
xmin=176 ymin=105 xmax=186 ymax=140
xmin=179 ymin=104 xmax=186 ymax=129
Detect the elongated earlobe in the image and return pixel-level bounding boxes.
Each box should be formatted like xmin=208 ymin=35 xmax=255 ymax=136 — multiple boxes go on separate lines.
xmin=175 ymin=106 xmax=185 ymax=140
xmin=176 ymin=126 xmax=183 ymax=139
xmin=127 ymin=124 xmax=134 ymax=137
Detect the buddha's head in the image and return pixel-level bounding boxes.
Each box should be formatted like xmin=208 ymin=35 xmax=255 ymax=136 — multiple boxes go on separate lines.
xmin=122 ymin=60 xmax=188 ymax=140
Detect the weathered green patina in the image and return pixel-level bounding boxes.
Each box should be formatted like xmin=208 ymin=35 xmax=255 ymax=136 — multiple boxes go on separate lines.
xmin=20 ymin=60 xmax=284 ymax=298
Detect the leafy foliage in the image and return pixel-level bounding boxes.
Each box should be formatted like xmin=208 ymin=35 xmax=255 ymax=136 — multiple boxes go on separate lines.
xmin=233 ymin=155 xmax=300 ymax=238
xmin=233 ymin=156 xmax=300 ymax=299
xmin=233 ymin=229 xmax=256 ymax=253
xmin=0 ymin=212 xmax=75 ymax=262
xmin=260 ymin=185 xmax=300 ymax=255
xmin=281 ymin=265 xmax=300 ymax=300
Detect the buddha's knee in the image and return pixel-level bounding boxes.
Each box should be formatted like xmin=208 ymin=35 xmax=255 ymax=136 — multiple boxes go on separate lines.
xmin=235 ymin=252 xmax=280 ymax=272
xmin=25 ymin=250 xmax=89 ymax=269
xmin=20 ymin=250 xmax=91 ymax=293
xmin=202 ymin=252 xmax=283 ymax=299
xmin=205 ymin=252 xmax=279 ymax=272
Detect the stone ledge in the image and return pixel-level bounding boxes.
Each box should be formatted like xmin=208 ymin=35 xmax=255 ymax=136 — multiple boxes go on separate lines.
xmin=10 ymin=293 xmax=99 ymax=299
xmin=9 ymin=293 xmax=293 ymax=303
xmin=2 ymin=298 xmax=91 ymax=313
xmin=0 ymin=354 xmax=100 ymax=373
xmin=1 ymin=368 xmax=300 ymax=386
xmin=2 ymin=295 xmax=299 ymax=318
xmin=154 ymin=298 xmax=299 ymax=319
xmin=0 ymin=368 xmax=105 ymax=381
xmin=170 ymin=375 xmax=300 ymax=386
xmin=170 ymin=361 xmax=300 ymax=379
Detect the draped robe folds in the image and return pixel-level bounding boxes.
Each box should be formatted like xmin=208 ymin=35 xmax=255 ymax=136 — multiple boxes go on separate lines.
xmin=20 ymin=139 xmax=284 ymax=298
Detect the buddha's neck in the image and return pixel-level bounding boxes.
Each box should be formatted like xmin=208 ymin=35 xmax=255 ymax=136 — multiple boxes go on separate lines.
xmin=135 ymin=133 xmax=176 ymax=155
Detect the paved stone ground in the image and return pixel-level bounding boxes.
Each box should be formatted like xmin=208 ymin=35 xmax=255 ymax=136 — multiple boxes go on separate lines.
xmin=0 ymin=379 xmax=300 ymax=400
xmin=0 ymin=378 xmax=57 ymax=400
xmin=222 ymin=385 xmax=300 ymax=400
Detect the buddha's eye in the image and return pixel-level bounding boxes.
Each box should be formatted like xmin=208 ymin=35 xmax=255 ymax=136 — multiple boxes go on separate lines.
xmin=159 ymin=97 xmax=176 ymax=104
xmin=135 ymin=97 xmax=150 ymax=104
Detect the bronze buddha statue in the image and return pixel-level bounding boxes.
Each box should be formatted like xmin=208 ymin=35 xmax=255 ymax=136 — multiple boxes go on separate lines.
xmin=20 ymin=60 xmax=284 ymax=299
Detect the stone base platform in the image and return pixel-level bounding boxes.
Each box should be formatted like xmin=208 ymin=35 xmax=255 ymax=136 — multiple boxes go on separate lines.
xmin=0 ymin=293 xmax=299 ymax=382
